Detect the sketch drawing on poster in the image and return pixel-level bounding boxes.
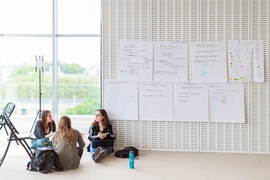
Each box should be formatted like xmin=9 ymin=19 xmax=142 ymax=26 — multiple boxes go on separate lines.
xmin=153 ymin=41 xmax=188 ymax=82
xmin=104 ymin=80 xmax=138 ymax=120
xmin=118 ymin=40 xmax=153 ymax=81
xmin=209 ymin=83 xmax=245 ymax=123
xmin=228 ymin=40 xmax=264 ymax=82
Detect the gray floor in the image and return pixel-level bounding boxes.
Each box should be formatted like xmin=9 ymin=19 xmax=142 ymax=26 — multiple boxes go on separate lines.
xmin=1 ymin=136 xmax=270 ymax=180
xmin=1 ymin=117 xmax=270 ymax=180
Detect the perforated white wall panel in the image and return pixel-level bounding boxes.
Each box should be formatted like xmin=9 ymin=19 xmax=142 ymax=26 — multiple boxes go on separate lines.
xmin=102 ymin=0 xmax=270 ymax=153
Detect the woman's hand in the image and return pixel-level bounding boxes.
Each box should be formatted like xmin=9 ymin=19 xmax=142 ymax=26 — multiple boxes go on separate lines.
xmin=98 ymin=132 xmax=107 ymax=139
xmin=45 ymin=132 xmax=55 ymax=139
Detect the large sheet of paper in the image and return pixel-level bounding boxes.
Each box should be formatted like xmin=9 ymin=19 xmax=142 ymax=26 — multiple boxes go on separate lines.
xmin=228 ymin=40 xmax=264 ymax=82
xmin=174 ymin=83 xmax=209 ymax=122
xmin=209 ymin=83 xmax=245 ymax=123
xmin=190 ymin=42 xmax=227 ymax=83
xmin=153 ymin=41 xmax=188 ymax=82
xmin=118 ymin=40 xmax=153 ymax=81
xmin=139 ymin=82 xmax=173 ymax=121
xmin=104 ymin=80 xmax=138 ymax=120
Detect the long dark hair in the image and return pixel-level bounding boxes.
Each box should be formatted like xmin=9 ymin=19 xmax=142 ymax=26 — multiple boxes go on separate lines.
xmin=92 ymin=109 xmax=111 ymax=129
xmin=41 ymin=110 xmax=53 ymax=133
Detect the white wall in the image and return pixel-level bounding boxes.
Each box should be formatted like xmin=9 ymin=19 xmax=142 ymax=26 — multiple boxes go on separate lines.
xmin=101 ymin=0 xmax=270 ymax=153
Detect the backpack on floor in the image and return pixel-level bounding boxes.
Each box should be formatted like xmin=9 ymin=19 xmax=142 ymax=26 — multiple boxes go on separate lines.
xmin=27 ymin=146 xmax=63 ymax=174
xmin=114 ymin=146 xmax=139 ymax=158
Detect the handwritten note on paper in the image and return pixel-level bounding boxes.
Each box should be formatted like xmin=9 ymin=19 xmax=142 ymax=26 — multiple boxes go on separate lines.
xmin=139 ymin=82 xmax=173 ymax=121
xmin=118 ymin=40 xmax=153 ymax=81
xmin=190 ymin=42 xmax=227 ymax=83
xmin=174 ymin=83 xmax=209 ymax=122
xmin=104 ymin=80 xmax=138 ymax=120
xmin=153 ymin=41 xmax=188 ymax=82
xmin=209 ymin=83 xmax=245 ymax=123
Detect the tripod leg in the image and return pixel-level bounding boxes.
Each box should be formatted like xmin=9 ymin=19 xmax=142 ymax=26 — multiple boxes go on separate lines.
xmin=30 ymin=110 xmax=41 ymax=133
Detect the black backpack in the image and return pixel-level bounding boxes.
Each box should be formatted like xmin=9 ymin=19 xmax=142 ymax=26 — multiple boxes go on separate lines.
xmin=27 ymin=146 xmax=63 ymax=173
xmin=115 ymin=146 xmax=139 ymax=158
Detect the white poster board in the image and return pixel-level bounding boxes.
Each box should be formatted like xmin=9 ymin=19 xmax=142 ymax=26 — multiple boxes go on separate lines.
xmin=174 ymin=83 xmax=209 ymax=122
xmin=190 ymin=42 xmax=227 ymax=83
xmin=228 ymin=40 xmax=264 ymax=82
xmin=118 ymin=40 xmax=153 ymax=81
xmin=209 ymin=83 xmax=245 ymax=123
xmin=153 ymin=41 xmax=188 ymax=82
xmin=104 ymin=80 xmax=138 ymax=120
xmin=139 ymin=82 xmax=173 ymax=121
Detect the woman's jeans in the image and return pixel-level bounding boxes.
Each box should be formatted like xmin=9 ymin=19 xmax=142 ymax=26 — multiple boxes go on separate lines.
xmin=90 ymin=143 xmax=113 ymax=159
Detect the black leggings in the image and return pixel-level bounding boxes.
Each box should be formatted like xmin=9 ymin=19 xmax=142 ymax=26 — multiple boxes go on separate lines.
xmin=77 ymin=147 xmax=83 ymax=158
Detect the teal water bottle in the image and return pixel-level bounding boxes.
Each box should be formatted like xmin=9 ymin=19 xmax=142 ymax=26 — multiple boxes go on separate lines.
xmin=129 ymin=150 xmax=134 ymax=169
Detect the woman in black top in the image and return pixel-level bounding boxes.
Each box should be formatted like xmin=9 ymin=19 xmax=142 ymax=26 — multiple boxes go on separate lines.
xmin=88 ymin=109 xmax=116 ymax=162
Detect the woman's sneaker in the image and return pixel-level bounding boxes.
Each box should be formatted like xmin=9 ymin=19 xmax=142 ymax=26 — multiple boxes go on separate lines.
xmin=94 ymin=150 xmax=107 ymax=163
xmin=92 ymin=146 xmax=102 ymax=160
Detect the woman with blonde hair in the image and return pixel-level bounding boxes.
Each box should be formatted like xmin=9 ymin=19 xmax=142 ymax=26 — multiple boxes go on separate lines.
xmin=53 ymin=115 xmax=85 ymax=170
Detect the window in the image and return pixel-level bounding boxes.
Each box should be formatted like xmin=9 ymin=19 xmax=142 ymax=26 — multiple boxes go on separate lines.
xmin=0 ymin=0 xmax=52 ymax=34
xmin=0 ymin=0 xmax=101 ymax=117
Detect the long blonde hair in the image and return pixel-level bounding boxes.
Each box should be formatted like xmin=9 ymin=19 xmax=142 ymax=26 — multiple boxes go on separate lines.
xmin=54 ymin=115 xmax=74 ymax=148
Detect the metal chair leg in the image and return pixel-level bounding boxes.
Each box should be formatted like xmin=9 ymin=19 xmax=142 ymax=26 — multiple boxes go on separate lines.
xmin=3 ymin=126 xmax=9 ymax=135
xmin=0 ymin=134 xmax=13 ymax=167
